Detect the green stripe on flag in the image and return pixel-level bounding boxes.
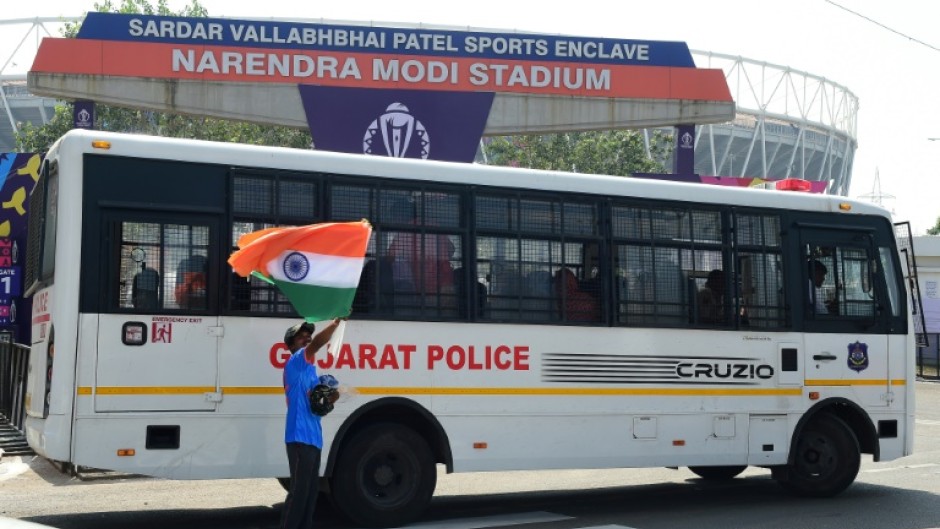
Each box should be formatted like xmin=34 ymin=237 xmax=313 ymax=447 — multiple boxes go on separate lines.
xmin=272 ymin=279 xmax=358 ymax=322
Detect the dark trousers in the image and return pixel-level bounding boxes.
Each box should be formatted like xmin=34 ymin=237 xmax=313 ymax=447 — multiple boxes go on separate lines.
xmin=281 ymin=442 xmax=322 ymax=529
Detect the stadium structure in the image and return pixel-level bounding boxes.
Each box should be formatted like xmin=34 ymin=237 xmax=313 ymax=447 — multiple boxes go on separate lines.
xmin=0 ymin=17 xmax=80 ymax=152
xmin=644 ymin=50 xmax=858 ymax=195
xmin=1 ymin=18 xmax=858 ymax=196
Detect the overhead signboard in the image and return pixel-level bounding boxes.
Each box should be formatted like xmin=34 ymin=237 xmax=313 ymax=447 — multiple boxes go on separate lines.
xmin=29 ymin=13 xmax=734 ymax=161
xmin=35 ymin=13 xmax=730 ymax=101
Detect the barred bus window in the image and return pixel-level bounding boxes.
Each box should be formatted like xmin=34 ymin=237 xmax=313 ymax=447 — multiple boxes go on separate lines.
xmin=613 ymin=204 xmax=728 ymax=328
xmin=839 ymin=247 xmax=876 ymax=318
xmin=650 ymin=208 xmax=688 ymax=241
xmin=616 ymin=245 xmax=687 ymax=326
xmin=119 ymin=222 xmax=162 ymax=311
xmin=339 ymin=185 xmax=466 ymax=320
xmin=476 ymin=195 xmax=515 ymax=231
xmin=332 ymin=185 xmax=374 ymax=221
xmin=612 ymin=206 xmax=650 ymax=240
xmin=692 ymin=210 xmax=722 ymax=244
xmin=279 ymin=179 xmax=316 ymax=219
xmin=520 ymin=198 xmax=560 ymax=234
xmin=564 ymin=202 xmax=598 ymax=236
xmin=118 ymin=222 xmax=210 ymax=312
xmin=380 ymin=230 xmax=461 ymax=319
xmin=476 ymin=236 xmax=519 ymax=321
xmin=477 ymin=193 xmax=601 ymax=324
xmin=736 ymin=213 xmax=786 ymax=328
xmin=234 ymin=176 xmax=273 ymax=215
xmin=230 ymin=171 xmax=321 ymax=315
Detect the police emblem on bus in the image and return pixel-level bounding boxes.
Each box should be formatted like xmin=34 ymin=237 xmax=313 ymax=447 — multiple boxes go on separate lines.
xmin=847 ymin=341 xmax=869 ymax=372
xmin=363 ymin=102 xmax=430 ymax=159
xmin=283 ymin=252 xmax=310 ymax=281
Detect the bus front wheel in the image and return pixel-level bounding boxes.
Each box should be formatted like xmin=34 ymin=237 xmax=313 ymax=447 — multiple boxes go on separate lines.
xmin=331 ymin=423 xmax=436 ymax=528
xmin=773 ymin=413 xmax=860 ymax=497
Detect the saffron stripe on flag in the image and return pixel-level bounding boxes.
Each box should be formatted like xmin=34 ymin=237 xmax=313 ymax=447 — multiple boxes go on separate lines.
xmin=267 ymin=251 xmax=365 ymax=288
xmin=274 ymin=222 xmax=371 ymax=257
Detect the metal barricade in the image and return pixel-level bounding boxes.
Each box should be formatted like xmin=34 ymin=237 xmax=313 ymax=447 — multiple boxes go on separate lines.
xmin=0 ymin=340 xmax=31 ymax=454
xmin=917 ymin=333 xmax=939 ymax=380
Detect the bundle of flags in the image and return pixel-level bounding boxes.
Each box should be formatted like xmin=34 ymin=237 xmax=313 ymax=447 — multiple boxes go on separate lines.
xmin=228 ymin=220 xmax=372 ymax=322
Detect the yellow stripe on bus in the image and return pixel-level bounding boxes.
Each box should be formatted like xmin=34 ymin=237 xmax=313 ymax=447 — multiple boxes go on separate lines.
xmin=805 ymin=379 xmax=906 ymax=387
xmin=222 ymin=386 xmax=284 ymax=395
xmin=77 ymin=382 xmax=904 ymax=397
xmin=353 ymin=387 xmax=803 ymax=396
xmin=79 ymin=386 xmax=216 ymax=395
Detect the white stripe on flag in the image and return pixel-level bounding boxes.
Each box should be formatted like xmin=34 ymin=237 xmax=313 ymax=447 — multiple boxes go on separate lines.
xmin=267 ymin=251 xmax=364 ymax=288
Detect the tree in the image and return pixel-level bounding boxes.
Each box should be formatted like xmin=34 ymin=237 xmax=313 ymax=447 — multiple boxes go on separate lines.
xmin=928 ymin=217 xmax=940 ymax=236
xmin=482 ymin=129 xmax=673 ymax=176
xmin=16 ymin=0 xmax=312 ymax=152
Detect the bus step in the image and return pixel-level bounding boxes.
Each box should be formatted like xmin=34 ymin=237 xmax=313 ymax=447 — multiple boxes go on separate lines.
xmin=75 ymin=466 xmax=143 ymax=481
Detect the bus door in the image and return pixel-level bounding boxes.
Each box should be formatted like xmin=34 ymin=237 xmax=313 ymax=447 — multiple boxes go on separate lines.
xmin=94 ymin=212 xmax=221 ymax=412
xmin=798 ymin=226 xmax=889 ymax=407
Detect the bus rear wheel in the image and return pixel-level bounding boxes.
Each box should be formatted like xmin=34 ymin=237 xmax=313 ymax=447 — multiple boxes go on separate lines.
xmin=773 ymin=413 xmax=860 ymax=497
xmin=331 ymin=423 xmax=436 ymax=528
xmin=688 ymin=465 xmax=747 ymax=480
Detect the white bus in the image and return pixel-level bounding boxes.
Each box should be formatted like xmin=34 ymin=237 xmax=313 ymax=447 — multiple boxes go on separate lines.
xmin=24 ymin=130 xmax=913 ymax=527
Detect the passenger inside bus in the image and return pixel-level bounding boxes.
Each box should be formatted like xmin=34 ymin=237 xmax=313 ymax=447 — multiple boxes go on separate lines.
xmin=175 ymin=254 xmax=208 ymax=310
xmin=809 ymin=259 xmax=837 ymax=315
xmin=554 ymin=267 xmax=600 ymax=322
xmin=132 ymin=264 xmax=160 ymax=310
xmin=697 ymin=269 xmax=726 ymax=324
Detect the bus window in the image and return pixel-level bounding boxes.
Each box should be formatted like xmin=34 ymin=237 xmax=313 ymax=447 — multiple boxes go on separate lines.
xmin=376 ymin=189 xmax=463 ymax=319
xmin=229 ymin=172 xmax=321 ymax=315
xmin=612 ymin=205 xmax=728 ymax=327
xmin=805 ymin=245 xmax=876 ymax=319
xmin=116 ymin=221 xmax=211 ymax=312
xmin=735 ymin=213 xmax=786 ymax=328
xmin=879 ymin=246 xmax=902 ymax=318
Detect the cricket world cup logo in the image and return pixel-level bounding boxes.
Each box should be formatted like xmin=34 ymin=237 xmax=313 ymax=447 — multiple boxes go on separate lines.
xmin=363 ymin=103 xmax=430 ymax=159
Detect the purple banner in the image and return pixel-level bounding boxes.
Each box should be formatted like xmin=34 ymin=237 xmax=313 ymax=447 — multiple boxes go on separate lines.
xmin=73 ymin=100 xmax=95 ymax=129
xmin=299 ymin=86 xmax=494 ymax=163
xmin=674 ymin=124 xmax=695 ymax=176
xmin=0 ymin=152 xmax=42 ymax=342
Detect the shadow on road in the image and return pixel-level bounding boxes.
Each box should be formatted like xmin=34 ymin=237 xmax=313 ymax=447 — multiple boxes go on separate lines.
xmin=23 ymin=473 xmax=940 ymax=529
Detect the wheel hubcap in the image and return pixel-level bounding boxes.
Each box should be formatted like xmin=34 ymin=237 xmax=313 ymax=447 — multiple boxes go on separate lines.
xmin=797 ymin=432 xmax=836 ymax=477
xmin=373 ymin=464 xmax=395 ymax=487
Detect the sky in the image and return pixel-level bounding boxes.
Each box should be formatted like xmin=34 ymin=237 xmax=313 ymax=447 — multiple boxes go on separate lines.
xmin=4 ymin=0 xmax=940 ymax=233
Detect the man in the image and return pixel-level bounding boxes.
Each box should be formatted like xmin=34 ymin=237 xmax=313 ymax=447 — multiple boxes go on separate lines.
xmin=810 ymin=260 xmax=832 ymax=314
xmin=697 ymin=269 xmax=726 ymax=324
xmin=280 ymin=319 xmax=341 ymax=529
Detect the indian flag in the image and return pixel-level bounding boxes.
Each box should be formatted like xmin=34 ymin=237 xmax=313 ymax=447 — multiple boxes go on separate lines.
xmin=228 ymin=221 xmax=372 ymax=322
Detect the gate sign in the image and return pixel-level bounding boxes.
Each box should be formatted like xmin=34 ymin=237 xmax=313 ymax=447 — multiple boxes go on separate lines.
xmin=0 ymin=267 xmax=21 ymax=297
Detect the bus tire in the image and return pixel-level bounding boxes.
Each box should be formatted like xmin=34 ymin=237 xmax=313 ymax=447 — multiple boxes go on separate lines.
xmin=688 ymin=465 xmax=747 ymax=480
xmin=774 ymin=413 xmax=860 ymax=497
xmin=331 ymin=423 xmax=436 ymax=528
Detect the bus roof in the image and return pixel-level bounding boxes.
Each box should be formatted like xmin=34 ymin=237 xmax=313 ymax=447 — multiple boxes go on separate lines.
xmin=52 ymin=129 xmax=888 ymax=219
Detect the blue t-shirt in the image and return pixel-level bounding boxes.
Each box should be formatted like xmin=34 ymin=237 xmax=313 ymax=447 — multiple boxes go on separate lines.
xmin=283 ymin=349 xmax=323 ymax=447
